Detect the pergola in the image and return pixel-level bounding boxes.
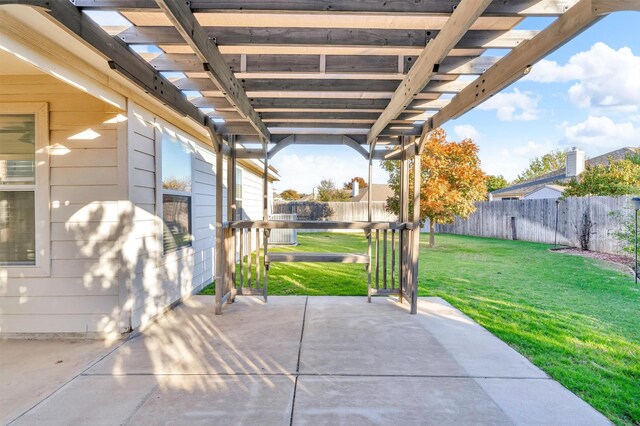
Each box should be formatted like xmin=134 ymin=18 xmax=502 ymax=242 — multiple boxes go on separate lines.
xmin=5 ymin=0 xmax=637 ymax=315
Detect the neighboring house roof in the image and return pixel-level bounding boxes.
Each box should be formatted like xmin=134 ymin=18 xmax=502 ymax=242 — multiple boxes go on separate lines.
xmin=351 ymin=184 xmax=394 ymax=202
xmin=523 ymin=184 xmax=565 ymax=198
xmin=492 ymin=147 xmax=638 ymax=198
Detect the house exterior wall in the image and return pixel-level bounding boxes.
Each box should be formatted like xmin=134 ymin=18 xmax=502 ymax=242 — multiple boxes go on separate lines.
xmin=124 ymin=102 xmax=220 ymax=331
xmin=0 ymin=75 xmax=127 ymax=335
xmin=0 ymin=76 xmax=275 ymax=336
xmin=241 ymin=165 xmax=273 ymax=221
xmin=522 ymin=187 xmax=563 ymax=200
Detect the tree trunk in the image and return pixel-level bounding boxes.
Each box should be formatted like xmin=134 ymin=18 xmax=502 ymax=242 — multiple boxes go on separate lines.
xmin=429 ymin=219 xmax=435 ymax=248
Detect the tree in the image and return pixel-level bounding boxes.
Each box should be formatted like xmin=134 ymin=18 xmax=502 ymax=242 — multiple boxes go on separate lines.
xmin=343 ymin=177 xmax=368 ymax=190
xmin=317 ymin=178 xmax=349 ymax=201
xmin=486 ymin=175 xmax=508 ymax=193
xmin=280 ymin=189 xmax=301 ymax=200
xmin=611 ymin=209 xmax=639 ymax=258
xmin=382 ymin=128 xmax=487 ymax=247
xmin=563 ymin=155 xmax=640 ymax=197
xmin=513 ymin=150 xmax=566 ymax=183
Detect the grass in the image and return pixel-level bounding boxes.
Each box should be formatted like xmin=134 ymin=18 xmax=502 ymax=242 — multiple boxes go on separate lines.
xmin=201 ymin=232 xmax=639 ymax=425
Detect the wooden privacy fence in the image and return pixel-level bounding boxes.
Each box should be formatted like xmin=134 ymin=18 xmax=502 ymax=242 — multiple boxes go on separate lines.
xmin=433 ymin=196 xmax=633 ymax=254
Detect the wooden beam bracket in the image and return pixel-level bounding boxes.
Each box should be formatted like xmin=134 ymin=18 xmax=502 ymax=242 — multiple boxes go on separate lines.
xmin=155 ymin=0 xmax=270 ymax=140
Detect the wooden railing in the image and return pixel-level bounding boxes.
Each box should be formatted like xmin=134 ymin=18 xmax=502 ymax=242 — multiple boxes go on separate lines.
xmin=222 ymin=221 xmax=418 ymax=311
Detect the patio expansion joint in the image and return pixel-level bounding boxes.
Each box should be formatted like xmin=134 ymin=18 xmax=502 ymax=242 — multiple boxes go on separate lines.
xmin=289 ymin=295 xmax=309 ymax=426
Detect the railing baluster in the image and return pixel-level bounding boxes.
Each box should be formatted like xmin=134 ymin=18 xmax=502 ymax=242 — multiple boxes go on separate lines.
xmin=383 ymin=229 xmax=388 ymax=289
xmin=263 ymin=229 xmax=269 ymax=302
xmin=255 ymin=228 xmax=260 ymax=289
xmin=391 ymin=229 xmax=396 ymax=290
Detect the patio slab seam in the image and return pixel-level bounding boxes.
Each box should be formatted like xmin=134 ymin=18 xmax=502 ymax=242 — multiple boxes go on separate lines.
xmin=289 ymin=295 xmax=309 ymax=426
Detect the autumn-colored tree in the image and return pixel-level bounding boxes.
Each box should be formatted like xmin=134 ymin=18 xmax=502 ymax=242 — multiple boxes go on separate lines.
xmin=343 ymin=177 xmax=368 ymax=190
xmin=382 ymin=128 xmax=486 ymax=247
xmin=486 ymin=175 xmax=509 ymax=193
xmin=513 ymin=150 xmax=566 ymax=183
xmin=280 ymin=189 xmax=302 ymax=200
xmin=563 ymin=154 xmax=640 ymax=197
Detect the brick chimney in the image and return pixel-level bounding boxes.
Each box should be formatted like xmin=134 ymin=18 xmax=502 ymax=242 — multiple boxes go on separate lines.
xmin=566 ymin=147 xmax=585 ymax=177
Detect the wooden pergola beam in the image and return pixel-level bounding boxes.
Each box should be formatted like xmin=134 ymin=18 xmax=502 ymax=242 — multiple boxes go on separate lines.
xmin=74 ymin=0 xmax=578 ymax=16
xmin=428 ymin=0 xmax=639 ymax=133
xmin=0 ymin=0 xmax=223 ymax=151
xmin=367 ymin=0 xmax=492 ymax=144
xmin=154 ymin=0 xmax=270 ymax=141
xmin=155 ymin=54 xmax=499 ymax=76
xmin=118 ymin=26 xmax=538 ymax=50
xmin=173 ymin=78 xmax=467 ymax=93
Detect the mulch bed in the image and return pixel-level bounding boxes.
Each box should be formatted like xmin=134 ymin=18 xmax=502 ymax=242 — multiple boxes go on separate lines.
xmin=552 ymin=247 xmax=635 ymax=275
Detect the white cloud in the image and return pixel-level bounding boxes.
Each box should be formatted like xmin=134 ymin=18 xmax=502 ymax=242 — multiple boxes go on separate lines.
xmin=562 ymin=115 xmax=640 ymax=148
xmin=477 ymin=88 xmax=540 ymax=121
xmin=453 ymin=124 xmax=479 ymax=140
xmin=525 ymin=42 xmax=640 ymax=112
xmin=271 ymin=149 xmax=389 ymax=193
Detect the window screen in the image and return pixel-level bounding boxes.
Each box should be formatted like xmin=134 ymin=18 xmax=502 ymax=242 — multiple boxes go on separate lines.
xmin=0 ymin=114 xmax=36 ymax=264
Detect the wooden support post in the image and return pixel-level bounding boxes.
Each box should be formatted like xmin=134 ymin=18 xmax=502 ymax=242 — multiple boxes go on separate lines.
xmin=367 ymin=153 xmax=373 ymax=301
xmin=383 ymin=229 xmax=388 ymax=289
xmin=367 ymin=230 xmax=372 ymax=303
xmin=411 ymin=140 xmax=421 ymax=315
xmin=399 ymin=136 xmax=409 ymax=303
xmin=247 ymin=228 xmax=253 ymax=289
xmin=227 ymin=136 xmax=236 ymax=303
xmin=262 ymin=141 xmax=269 ymax=302
xmin=214 ymin=143 xmax=225 ymax=314
xmin=367 ymin=154 xmax=373 ymax=222
xmin=375 ymin=229 xmax=380 ymax=289
xmin=391 ymin=230 xmax=396 ymax=289
xmin=239 ymin=228 xmax=244 ymax=291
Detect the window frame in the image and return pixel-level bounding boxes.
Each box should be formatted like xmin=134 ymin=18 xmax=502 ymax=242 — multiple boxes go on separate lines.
xmin=155 ymin=122 xmax=195 ymax=258
xmin=0 ymin=102 xmax=50 ymax=277
xmin=235 ymin=165 xmax=243 ymax=220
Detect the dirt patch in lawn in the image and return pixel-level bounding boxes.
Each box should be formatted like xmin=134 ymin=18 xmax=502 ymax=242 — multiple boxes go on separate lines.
xmin=552 ymin=247 xmax=635 ymax=275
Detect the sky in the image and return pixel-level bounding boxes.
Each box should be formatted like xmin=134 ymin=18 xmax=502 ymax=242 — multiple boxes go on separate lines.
xmin=270 ymin=12 xmax=640 ymax=194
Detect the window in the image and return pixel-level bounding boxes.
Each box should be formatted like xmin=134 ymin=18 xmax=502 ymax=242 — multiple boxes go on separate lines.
xmin=161 ymin=132 xmax=193 ymax=253
xmin=0 ymin=114 xmax=36 ymax=265
xmin=235 ymin=166 xmax=243 ymax=220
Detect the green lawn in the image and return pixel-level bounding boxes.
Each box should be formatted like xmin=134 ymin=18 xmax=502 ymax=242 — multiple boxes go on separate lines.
xmin=202 ymin=232 xmax=639 ymax=425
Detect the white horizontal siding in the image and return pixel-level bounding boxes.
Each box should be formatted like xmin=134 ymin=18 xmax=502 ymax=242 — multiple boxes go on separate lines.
xmin=0 ymin=75 xmax=125 ymax=334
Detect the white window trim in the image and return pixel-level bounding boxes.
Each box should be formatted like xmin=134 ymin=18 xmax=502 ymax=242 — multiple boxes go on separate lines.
xmin=0 ymin=102 xmax=50 ymax=277
xmin=235 ymin=165 xmax=244 ymax=220
xmin=154 ymin=119 xmax=195 ymax=262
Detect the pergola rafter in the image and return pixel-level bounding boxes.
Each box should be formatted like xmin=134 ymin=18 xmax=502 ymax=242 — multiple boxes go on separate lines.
xmin=367 ymin=0 xmax=493 ymax=145
xmin=154 ymin=0 xmax=270 ymax=142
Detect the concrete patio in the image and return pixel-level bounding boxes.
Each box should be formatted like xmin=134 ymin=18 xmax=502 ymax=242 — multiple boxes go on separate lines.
xmin=3 ymin=296 xmax=609 ymax=425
